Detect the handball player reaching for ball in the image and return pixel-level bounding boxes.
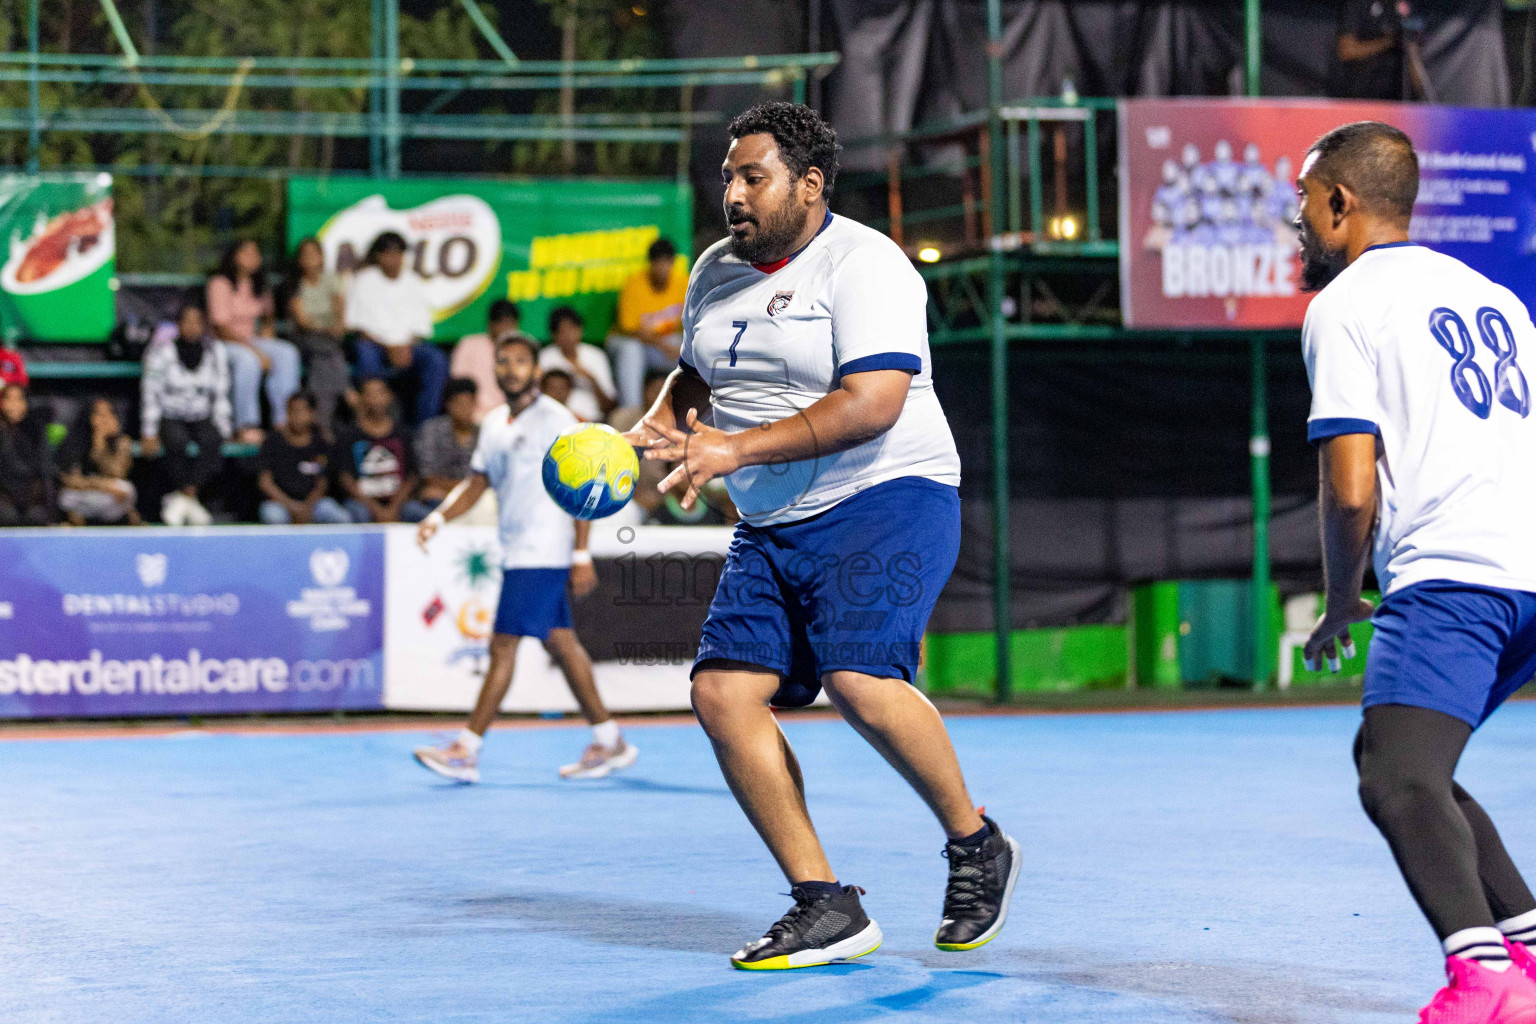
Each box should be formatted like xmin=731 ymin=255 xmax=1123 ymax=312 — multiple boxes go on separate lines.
xmin=622 ymin=102 xmax=1019 ymax=971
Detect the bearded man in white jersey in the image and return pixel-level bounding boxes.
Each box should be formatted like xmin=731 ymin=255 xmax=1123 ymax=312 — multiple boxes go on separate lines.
xmin=622 ymin=103 xmax=1019 ymax=970
xmin=411 ymin=334 xmax=636 ymax=784
xmin=1299 ymin=121 xmax=1536 ymax=1022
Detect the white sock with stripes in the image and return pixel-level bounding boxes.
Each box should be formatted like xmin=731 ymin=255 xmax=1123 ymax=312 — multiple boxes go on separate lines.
xmin=1499 ymin=909 xmax=1536 ymax=947
xmin=1444 ymin=926 xmax=1511 ymax=971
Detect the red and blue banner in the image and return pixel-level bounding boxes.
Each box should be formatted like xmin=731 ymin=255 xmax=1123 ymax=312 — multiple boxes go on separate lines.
xmin=1119 ymin=99 xmax=1536 ymax=329
xmin=0 ymin=529 xmax=385 ymax=718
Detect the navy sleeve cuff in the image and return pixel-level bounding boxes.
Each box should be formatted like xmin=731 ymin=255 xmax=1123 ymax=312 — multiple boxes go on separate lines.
xmin=1307 ymin=417 xmax=1380 ymax=443
xmin=678 ymin=356 xmax=700 ymax=377
xmin=838 ymin=353 xmax=923 ymax=376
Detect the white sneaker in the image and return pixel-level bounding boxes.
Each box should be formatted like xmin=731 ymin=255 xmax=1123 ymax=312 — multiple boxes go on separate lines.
xmin=160 ymin=492 xmax=189 ymax=527
xmin=559 ymin=739 xmax=639 ymax=779
xmin=413 ymin=741 xmax=480 ymax=783
xmin=182 ymin=495 xmax=213 ymax=526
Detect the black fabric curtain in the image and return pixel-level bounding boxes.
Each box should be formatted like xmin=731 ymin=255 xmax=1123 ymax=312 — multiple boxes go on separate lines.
xmin=825 ymin=0 xmax=1510 ymax=169
xmin=927 ymin=341 xmax=1328 ymax=631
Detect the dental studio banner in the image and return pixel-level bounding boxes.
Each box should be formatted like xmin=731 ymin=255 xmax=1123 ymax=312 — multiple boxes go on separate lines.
xmin=286 ymin=176 xmax=691 ymax=343
xmin=0 ymin=529 xmax=386 ymax=717
xmin=1119 ymin=100 xmax=1536 ymax=329
xmin=0 ymin=173 xmax=115 ymax=343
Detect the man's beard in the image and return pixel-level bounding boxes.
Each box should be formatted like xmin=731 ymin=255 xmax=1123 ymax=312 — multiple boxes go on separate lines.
xmin=1298 ymin=229 xmax=1347 ymax=293
xmin=727 ymin=199 xmax=809 ymax=264
xmin=499 ymin=376 xmax=535 ymax=404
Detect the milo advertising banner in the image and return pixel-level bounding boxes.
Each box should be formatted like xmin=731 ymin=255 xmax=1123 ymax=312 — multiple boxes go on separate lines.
xmin=0 ymin=173 xmax=115 ymax=343
xmin=286 ymin=177 xmax=691 ymax=342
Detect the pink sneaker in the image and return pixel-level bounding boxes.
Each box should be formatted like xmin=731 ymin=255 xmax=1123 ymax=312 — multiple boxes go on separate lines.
xmin=1508 ymin=939 xmax=1536 ymax=986
xmin=1419 ymin=956 xmax=1536 ymax=1024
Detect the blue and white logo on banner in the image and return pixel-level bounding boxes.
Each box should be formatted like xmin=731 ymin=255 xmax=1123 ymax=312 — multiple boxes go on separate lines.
xmin=0 ymin=529 xmax=386 ymax=718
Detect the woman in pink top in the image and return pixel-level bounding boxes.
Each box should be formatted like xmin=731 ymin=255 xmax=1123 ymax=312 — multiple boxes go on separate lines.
xmin=206 ymin=239 xmax=301 ymax=444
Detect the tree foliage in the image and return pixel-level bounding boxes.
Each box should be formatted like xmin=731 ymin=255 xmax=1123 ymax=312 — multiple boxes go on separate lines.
xmin=0 ymin=0 xmax=674 ymax=272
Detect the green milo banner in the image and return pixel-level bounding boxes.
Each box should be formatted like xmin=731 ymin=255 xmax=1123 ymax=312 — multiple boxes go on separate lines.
xmin=0 ymin=173 xmax=115 ymax=343
xmin=286 ymin=177 xmax=691 ymax=343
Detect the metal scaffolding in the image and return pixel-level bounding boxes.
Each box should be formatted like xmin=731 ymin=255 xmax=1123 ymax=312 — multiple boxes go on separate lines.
xmin=11 ymin=0 xmax=840 ymax=181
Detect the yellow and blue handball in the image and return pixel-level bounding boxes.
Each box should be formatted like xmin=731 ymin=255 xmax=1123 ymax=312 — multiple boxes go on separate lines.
xmin=542 ymin=422 xmax=639 ymax=520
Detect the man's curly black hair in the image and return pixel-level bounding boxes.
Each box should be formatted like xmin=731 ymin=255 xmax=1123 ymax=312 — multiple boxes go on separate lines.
xmin=727 ymin=102 xmax=841 ymax=199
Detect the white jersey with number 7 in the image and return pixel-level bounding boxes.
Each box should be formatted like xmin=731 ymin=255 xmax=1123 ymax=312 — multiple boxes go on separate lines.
xmin=679 ymin=212 xmax=962 ymax=527
xmin=1304 ymin=241 xmax=1536 ymax=597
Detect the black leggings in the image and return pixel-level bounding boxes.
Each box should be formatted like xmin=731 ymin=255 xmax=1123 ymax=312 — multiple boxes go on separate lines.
xmin=1355 ymin=703 xmax=1536 ymax=938
xmin=159 ymin=419 xmax=224 ymax=493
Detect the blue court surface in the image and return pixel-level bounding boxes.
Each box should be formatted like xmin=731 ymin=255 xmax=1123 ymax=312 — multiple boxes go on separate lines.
xmin=6 ymin=703 xmax=1536 ymax=1023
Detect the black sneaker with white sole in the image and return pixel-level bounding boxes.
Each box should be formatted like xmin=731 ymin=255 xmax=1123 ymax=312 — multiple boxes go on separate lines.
xmin=731 ymin=884 xmax=883 ymax=970
xmin=933 ymin=815 xmax=1021 ymax=951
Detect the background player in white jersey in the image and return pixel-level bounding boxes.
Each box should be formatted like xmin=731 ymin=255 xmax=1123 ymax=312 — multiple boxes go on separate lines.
xmin=1299 ymin=121 xmax=1536 ymax=1023
xmin=623 ymin=103 xmax=1019 ymax=971
xmin=411 ymin=335 xmax=636 ymax=784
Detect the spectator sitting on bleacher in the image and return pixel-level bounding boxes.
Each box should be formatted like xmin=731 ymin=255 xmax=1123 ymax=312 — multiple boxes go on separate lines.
xmin=450 ymin=299 xmax=525 ymax=423
xmin=141 ymin=302 xmax=231 ymax=527
xmin=415 ymin=377 xmax=480 ymax=513
xmin=539 ymin=368 xmax=575 ymax=410
xmin=284 ymin=237 xmax=353 ymax=441
xmin=345 ymin=231 xmax=448 ymax=427
xmin=58 ymin=397 xmax=138 ymax=526
xmin=538 ymin=306 xmax=616 ymax=422
xmin=256 ymin=392 xmax=350 ymax=526
xmin=607 ymin=238 xmax=686 ymax=409
xmin=0 ymin=383 xmax=56 ymax=527
xmin=207 ymin=238 xmax=301 ymax=445
xmin=338 ymin=376 xmax=430 ymax=524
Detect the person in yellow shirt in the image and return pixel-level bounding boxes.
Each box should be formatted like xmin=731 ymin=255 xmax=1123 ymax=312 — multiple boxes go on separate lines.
xmin=608 ymin=238 xmax=687 ymax=408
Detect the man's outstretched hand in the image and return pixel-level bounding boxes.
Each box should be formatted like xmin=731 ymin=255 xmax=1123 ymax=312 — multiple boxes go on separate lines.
xmin=643 ymin=407 xmax=741 ymax=511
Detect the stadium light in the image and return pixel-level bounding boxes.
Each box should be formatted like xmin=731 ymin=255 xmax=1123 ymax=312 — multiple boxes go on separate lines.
xmin=917 ymin=246 xmax=942 ymax=263
xmin=1049 ymin=216 xmax=1079 ymax=240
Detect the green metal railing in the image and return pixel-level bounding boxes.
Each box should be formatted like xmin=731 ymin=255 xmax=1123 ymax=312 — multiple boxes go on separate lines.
xmin=10 ymin=0 xmax=839 ymax=180
xmin=844 ymin=3 xmax=1277 ymax=696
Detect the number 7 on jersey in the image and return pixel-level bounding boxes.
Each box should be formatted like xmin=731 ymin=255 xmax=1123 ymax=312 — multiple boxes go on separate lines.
xmin=730 ymin=320 xmax=747 ymax=368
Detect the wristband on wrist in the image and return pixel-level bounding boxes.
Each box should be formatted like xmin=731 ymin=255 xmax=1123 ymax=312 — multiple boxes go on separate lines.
xmin=424 ymin=511 xmax=446 ymax=529
xmin=572 ymin=550 xmax=593 ymax=565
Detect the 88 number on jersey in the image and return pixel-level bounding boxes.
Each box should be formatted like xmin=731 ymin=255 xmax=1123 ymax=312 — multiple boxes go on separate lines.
xmin=1429 ymin=306 xmax=1531 ymax=420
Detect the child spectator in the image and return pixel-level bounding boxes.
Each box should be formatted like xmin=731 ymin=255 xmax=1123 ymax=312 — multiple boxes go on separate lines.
xmin=608 ymin=238 xmax=686 ymax=408
xmin=141 ymin=303 xmax=231 ymax=526
xmin=540 ymin=368 xmax=575 ymax=410
xmin=58 ymin=397 xmax=138 ymax=525
xmin=338 ymin=376 xmax=430 ymax=524
xmin=537 ymin=306 xmax=616 ymax=422
xmin=207 ymin=238 xmax=302 ymax=444
xmin=0 ymin=383 xmax=55 ymax=526
xmin=283 ymin=237 xmax=352 ymax=439
xmin=256 ymin=392 xmax=350 ymax=525
xmin=450 ymin=299 xmax=523 ymax=422
xmin=345 ymin=231 xmax=448 ymax=426
xmin=415 ymin=377 xmax=480 ymax=511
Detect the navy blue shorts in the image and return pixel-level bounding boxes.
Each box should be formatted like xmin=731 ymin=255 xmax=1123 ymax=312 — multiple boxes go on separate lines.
xmin=693 ymin=476 xmax=961 ymax=708
xmin=493 ymin=568 xmax=573 ymax=640
xmin=1364 ymin=580 xmax=1536 ymax=728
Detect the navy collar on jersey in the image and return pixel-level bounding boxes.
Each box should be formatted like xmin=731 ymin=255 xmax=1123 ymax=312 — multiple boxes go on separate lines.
xmin=750 ymin=208 xmax=834 ymax=273
xmin=1362 ymin=241 xmax=1417 ymax=254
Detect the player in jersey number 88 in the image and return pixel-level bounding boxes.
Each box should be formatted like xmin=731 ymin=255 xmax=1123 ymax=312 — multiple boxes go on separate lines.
xmin=542 ymin=422 xmax=639 ymax=520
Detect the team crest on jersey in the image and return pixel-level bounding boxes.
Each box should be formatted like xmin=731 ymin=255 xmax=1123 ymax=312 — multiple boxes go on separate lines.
xmin=767 ymin=290 xmax=794 ymax=317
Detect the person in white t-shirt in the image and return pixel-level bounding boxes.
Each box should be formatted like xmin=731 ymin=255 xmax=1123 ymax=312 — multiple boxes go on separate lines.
xmin=1299 ymin=120 xmax=1536 ymax=1021
xmin=621 ymin=102 xmax=1016 ymax=971
xmin=536 ymin=306 xmax=617 ymax=422
xmin=345 ymin=231 xmax=449 ymax=425
xmin=411 ymin=334 xmax=635 ymax=784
